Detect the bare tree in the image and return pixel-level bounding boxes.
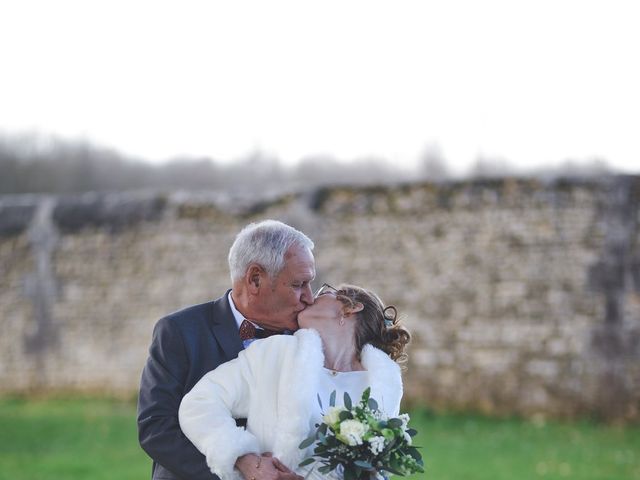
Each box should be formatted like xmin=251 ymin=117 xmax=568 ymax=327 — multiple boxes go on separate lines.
xmin=0 ymin=131 xmax=623 ymax=195
xmin=469 ymin=155 xmax=515 ymax=179
xmin=419 ymin=144 xmax=450 ymax=181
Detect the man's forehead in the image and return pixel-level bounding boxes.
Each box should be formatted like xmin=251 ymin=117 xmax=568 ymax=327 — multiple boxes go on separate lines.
xmin=288 ymin=263 xmax=315 ymax=278
xmin=284 ymin=245 xmax=314 ymax=263
xmin=284 ymin=244 xmax=313 ymax=258
xmin=280 ymin=245 xmax=313 ymax=273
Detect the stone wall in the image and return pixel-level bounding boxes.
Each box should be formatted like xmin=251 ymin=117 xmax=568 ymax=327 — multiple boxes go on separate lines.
xmin=1 ymin=177 xmax=639 ymax=422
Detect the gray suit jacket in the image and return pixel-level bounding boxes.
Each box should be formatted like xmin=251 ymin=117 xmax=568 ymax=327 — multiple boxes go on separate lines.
xmin=137 ymin=291 xmax=244 ymax=480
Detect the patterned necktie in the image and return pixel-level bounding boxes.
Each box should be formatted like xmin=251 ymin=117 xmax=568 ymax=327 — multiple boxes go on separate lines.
xmin=238 ymin=319 xmax=279 ymax=341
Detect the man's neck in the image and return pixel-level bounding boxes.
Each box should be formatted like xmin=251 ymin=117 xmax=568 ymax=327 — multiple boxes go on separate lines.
xmin=230 ymin=288 xmax=267 ymax=328
xmin=230 ymin=289 xmax=250 ymax=319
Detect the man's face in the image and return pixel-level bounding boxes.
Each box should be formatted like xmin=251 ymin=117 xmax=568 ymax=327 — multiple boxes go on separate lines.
xmin=254 ymin=244 xmax=316 ymax=331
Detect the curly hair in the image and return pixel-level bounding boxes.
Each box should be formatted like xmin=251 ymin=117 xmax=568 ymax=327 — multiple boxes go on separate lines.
xmin=334 ymin=284 xmax=411 ymax=364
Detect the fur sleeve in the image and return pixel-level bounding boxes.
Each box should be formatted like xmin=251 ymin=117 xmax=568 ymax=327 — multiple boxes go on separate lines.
xmin=179 ymin=353 xmax=259 ymax=480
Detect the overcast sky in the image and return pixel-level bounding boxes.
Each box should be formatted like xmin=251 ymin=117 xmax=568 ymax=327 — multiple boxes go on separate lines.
xmin=1 ymin=0 xmax=638 ymax=174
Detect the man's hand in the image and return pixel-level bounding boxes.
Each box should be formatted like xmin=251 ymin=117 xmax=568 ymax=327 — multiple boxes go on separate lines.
xmin=271 ymin=455 xmax=303 ymax=480
xmin=235 ymin=453 xmax=303 ymax=480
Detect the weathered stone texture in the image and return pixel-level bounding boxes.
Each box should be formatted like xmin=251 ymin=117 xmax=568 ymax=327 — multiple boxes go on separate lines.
xmin=0 ymin=177 xmax=639 ymax=421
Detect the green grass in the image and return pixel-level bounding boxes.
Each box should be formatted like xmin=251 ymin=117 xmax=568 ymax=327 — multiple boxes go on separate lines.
xmin=0 ymin=397 xmax=148 ymax=480
xmin=411 ymin=409 xmax=640 ymax=480
xmin=0 ymin=398 xmax=639 ymax=480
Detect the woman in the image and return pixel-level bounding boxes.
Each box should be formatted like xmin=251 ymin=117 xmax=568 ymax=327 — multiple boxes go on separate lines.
xmin=178 ymin=283 xmax=411 ymax=480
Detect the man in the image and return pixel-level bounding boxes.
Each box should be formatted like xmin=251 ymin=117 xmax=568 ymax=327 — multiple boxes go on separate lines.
xmin=137 ymin=220 xmax=316 ymax=480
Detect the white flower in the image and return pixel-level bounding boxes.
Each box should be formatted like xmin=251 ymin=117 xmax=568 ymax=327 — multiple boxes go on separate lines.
xmin=373 ymin=410 xmax=388 ymax=421
xmin=368 ymin=435 xmax=386 ymax=455
xmin=339 ymin=419 xmax=369 ymax=446
xmin=398 ymin=413 xmax=410 ymax=430
xmin=403 ymin=431 xmax=413 ymax=445
xmin=323 ymin=406 xmax=346 ymax=425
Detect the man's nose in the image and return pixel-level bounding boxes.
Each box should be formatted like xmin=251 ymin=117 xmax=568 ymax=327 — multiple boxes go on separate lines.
xmin=301 ymin=284 xmax=314 ymax=305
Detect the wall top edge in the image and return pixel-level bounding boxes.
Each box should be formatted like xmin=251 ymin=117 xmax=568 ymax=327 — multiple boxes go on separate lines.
xmin=0 ymin=176 xmax=637 ymax=236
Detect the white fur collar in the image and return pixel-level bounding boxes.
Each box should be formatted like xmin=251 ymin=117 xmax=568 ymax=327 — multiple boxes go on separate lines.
xmin=361 ymin=343 xmax=403 ymax=416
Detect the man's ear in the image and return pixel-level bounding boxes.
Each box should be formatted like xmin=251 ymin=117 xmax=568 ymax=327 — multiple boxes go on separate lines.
xmin=246 ymin=264 xmax=265 ymax=294
xmin=345 ymin=302 xmax=364 ymax=316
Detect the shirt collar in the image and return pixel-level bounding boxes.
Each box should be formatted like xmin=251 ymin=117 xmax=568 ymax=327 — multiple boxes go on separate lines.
xmin=228 ymin=291 xmax=263 ymax=331
xmin=227 ymin=291 xmax=246 ymax=330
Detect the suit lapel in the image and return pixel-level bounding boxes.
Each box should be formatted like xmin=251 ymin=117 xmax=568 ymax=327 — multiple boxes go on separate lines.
xmin=208 ymin=290 xmax=244 ymax=361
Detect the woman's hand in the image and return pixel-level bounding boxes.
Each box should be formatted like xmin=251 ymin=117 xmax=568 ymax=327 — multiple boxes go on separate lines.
xmin=235 ymin=453 xmax=303 ymax=480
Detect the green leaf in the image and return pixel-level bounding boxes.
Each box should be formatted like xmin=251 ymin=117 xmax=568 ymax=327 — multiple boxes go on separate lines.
xmin=381 ymin=428 xmax=395 ymax=441
xmin=344 ymin=466 xmax=356 ymax=480
xmin=354 ymin=460 xmax=373 ymax=469
xmin=318 ymin=465 xmax=332 ymax=474
xmin=387 ymin=418 xmax=403 ymax=428
xmin=367 ymin=397 xmax=378 ymax=411
xmin=380 ymin=465 xmax=405 ymax=476
xmin=319 ymin=423 xmax=328 ymax=435
xmin=329 ymin=390 xmax=336 ymax=407
xmin=344 ymin=392 xmax=353 ymax=410
xmin=299 ymin=435 xmax=317 ymax=449
xmin=317 ymin=393 xmax=323 ymax=410
xmin=408 ymin=447 xmax=423 ymax=461
xmin=362 ymin=387 xmax=371 ymax=402
xmin=406 ymin=428 xmax=418 ymax=437
xmin=385 ymin=438 xmax=398 ymax=451
xmin=339 ymin=410 xmax=353 ymax=421
xmin=298 ymin=458 xmax=315 ymax=467
xmin=325 ymin=435 xmax=338 ymax=446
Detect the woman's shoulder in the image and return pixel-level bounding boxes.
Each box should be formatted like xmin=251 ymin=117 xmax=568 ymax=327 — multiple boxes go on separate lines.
xmin=361 ymin=344 xmax=403 ymax=415
xmin=361 ymin=344 xmax=400 ymax=372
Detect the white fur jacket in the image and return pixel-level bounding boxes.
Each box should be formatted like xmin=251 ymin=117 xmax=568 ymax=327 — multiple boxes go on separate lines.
xmin=178 ymin=328 xmax=403 ymax=480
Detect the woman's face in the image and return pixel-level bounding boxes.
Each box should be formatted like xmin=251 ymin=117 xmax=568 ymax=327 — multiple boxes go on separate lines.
xmin=297 ymin=291 xmax=345 ymax=329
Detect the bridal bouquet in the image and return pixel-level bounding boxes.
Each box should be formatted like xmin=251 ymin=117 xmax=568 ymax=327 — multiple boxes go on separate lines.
xmin=299 ymin=388 xmax=424 ymax=480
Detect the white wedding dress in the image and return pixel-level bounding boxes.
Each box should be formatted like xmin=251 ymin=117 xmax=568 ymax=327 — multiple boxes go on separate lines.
xmin=299 ymin=369 xmax=370 ymax=480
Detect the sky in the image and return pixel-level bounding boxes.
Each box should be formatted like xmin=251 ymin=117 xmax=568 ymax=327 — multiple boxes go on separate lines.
xmin=1 ymin=0 xmax=639 ymax=175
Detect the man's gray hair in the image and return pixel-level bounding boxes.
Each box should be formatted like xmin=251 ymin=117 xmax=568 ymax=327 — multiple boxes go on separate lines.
xmin=228 ymin=220 xmax=314 ymax=282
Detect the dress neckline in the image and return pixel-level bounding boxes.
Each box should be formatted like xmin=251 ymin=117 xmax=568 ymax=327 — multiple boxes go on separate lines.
xmin=323 ymin=367 xmax=367 ymax=377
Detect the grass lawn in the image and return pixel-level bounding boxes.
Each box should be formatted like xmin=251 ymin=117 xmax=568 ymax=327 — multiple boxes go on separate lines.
xmin=0 ymin=397 xmax=638 ymax=480
xmin=411 ymin=409 xmax=640 ymax=480
xmin=0 ymin=397 xmax=148 ymax=480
